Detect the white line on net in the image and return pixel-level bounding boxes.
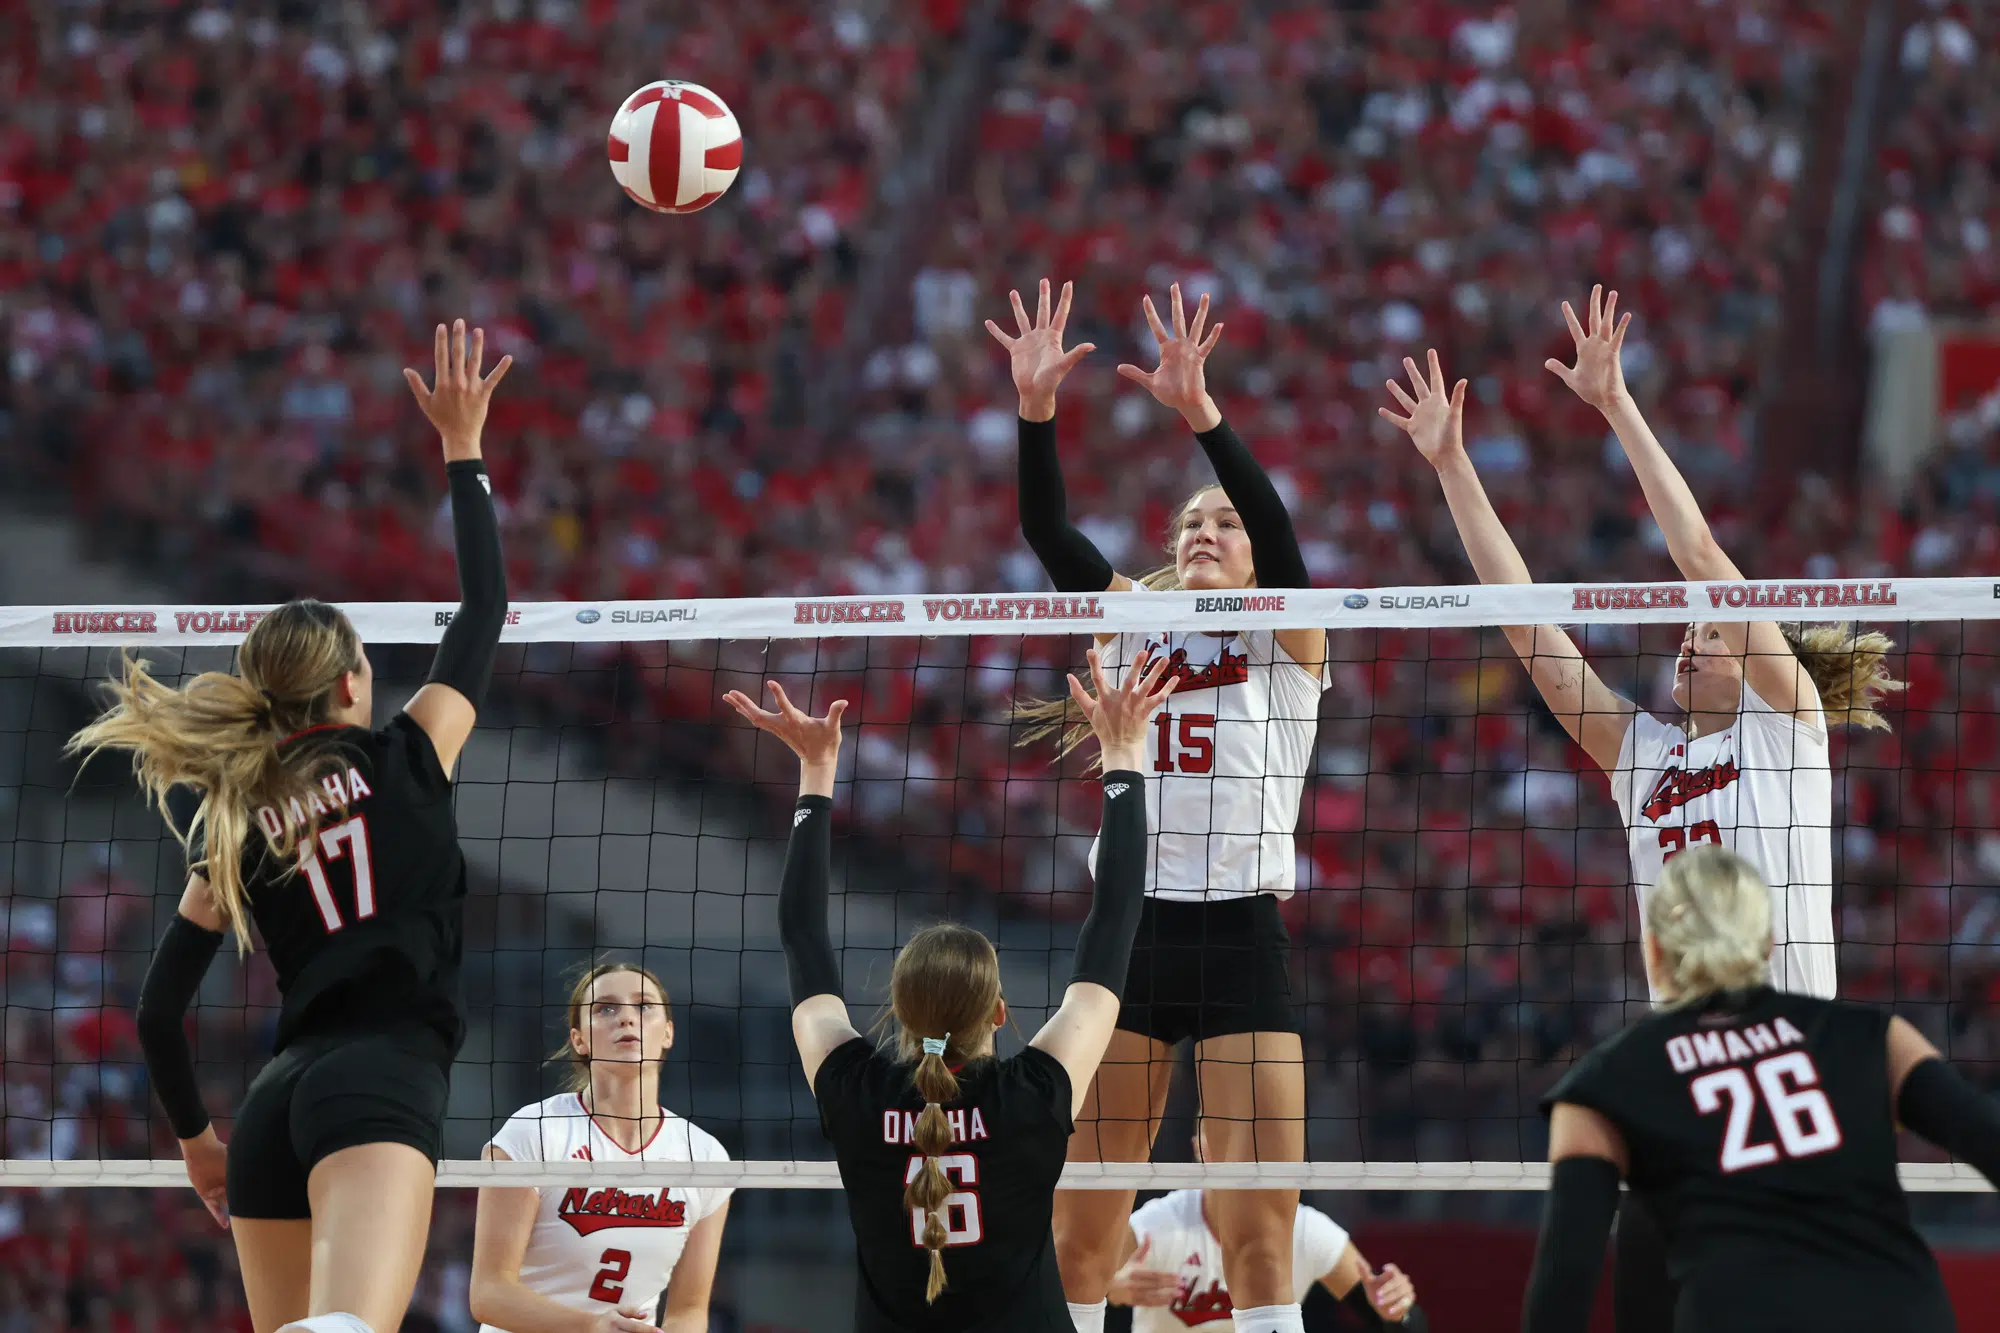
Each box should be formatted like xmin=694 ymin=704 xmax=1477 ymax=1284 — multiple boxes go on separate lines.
xmin=0 ymin=573 xmax=1965 ymax=647
xmin=0 ymin=1160 xmax=1988 ymax=1191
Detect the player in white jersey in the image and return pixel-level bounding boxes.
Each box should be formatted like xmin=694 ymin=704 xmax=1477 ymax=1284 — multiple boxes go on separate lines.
xmin=1382 ymin=290 xmax=1903 ymax=1333
xmin=470 ymin=963 xmax=731 ymax=1333
xmin=991 ymin=279 xmax=1328 ymax=1333
xmin=1113 ymin=1193 xmax=1421 ymax=1333
xmin=1105 ymin=1125 xmax=1425 ymax=1333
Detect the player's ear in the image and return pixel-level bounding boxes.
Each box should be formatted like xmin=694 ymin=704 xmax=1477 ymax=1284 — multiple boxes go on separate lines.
xmin=991 ymin=997 xmax=1007 ymax=1031
xmin=661 ymin=1019 xmax=675 ymax=1051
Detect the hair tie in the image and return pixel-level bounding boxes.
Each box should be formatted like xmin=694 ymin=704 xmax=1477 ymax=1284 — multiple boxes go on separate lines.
xmin=921 ymin=1036 xmax=949 ymax=1057
xmin=259 ymin=688 xmax=276 ymax=704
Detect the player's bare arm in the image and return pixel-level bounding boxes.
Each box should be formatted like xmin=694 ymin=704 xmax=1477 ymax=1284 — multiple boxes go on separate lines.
xmin=1383 ymin=350 xmax=1634 ymax=772
xmin=1549 ymin=287 xmax=1818 ymax=726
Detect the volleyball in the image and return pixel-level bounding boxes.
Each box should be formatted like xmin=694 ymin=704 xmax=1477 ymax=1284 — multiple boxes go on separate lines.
xmin=607 ymin=80 xmax=742 ymax=214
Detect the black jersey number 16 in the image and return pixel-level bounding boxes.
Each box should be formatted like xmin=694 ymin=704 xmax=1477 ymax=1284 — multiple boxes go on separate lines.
xmin=301 ymin=815 xmax=379 ymax=933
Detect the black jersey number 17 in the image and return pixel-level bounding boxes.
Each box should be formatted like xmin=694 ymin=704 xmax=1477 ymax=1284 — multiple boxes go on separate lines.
xmin=301 ymin=815 xmax=378 ymax=933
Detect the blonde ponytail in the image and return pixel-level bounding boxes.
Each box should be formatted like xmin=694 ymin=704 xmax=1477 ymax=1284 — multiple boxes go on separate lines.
xmin=64 ymin=601 xmax=366 ymax=950
xmin=904 ymin=1035 xmax=960 ymax=1303
xmin=1647 ymin=845 xmax=1773 ymax=1004
xmin=1780 ymin=623 xmax=1905 ymax=731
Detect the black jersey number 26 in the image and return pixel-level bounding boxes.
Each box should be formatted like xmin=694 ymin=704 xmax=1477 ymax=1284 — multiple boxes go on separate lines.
xmin=300 ymin=815 xmax=379 ymax=933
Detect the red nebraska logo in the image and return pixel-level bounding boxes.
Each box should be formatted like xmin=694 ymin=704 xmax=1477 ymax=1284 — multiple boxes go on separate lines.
xmin=1642 ymin=759 xmax=1739 ymax=822
xmin=1150 ymin=644 xmax=1250 ymax=692
xmin=557 ymin=1186 xmax=686 ymax=1235
xmin=1172 ymin=1280 xmax=1232 ymax=1326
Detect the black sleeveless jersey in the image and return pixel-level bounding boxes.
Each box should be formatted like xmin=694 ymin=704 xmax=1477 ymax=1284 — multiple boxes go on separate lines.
xmin=1545 ymin=987 xmax=1954 ymax=1333
xmin=240 ymin=714 xmax=466 ymax=1063
xmin=815 ymin=1037 xmax=1075 ymax=1333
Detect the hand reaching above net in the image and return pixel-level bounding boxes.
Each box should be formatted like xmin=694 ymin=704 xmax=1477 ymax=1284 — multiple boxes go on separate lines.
xmin=1544 ymin=284 xmax=1633 ymax=413
xmin=1378 ymin=349 xmax=1469 ymax=469
xmin=1117 ymin=283 xmax=1224 ymax=433
xmin=985 ymin=277 xmax=1096 ymax=423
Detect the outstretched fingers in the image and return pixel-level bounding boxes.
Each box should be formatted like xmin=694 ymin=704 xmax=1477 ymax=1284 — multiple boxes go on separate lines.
xmin=1402 ymin=356 xmax=1431 ymax=401
xmin=1010 ymin=287 xmax=1032 ymax=337
xmin=1561 ymin=298 xmax=1587 ymax=349
xmin=1053 ymin=279 xmax=1074 ymax=335
xmin=1036 ymin=276 xmax=1052 ymax=329
xmin=1141 ymin=293 xmax=1171 ymax=347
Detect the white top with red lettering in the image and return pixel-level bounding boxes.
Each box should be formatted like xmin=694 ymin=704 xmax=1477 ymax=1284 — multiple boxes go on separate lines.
xmin=1610 ymin=682 xmax=1835 ymax=999
xmin=1092 ymin=609 xmax=1329 ymax=901
xmin=479 ymin=1094 xmax=732 ymax=1333
xmin=1127 ymin=1190 xmax=1349 ymax=1332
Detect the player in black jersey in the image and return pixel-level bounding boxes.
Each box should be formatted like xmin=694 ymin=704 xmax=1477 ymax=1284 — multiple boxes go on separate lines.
xmin=1523 ymin=844 xmax=2000 ymax=1333
xmin=723 ymin=646 xmax=1174 ymax=1333
xmin=68 ymin=321 xmax=512 ymax=1333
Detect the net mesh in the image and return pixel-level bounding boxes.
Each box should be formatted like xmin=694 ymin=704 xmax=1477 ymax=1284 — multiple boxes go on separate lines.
xmin=0 ymin=578 xmax=1993 ymax=1200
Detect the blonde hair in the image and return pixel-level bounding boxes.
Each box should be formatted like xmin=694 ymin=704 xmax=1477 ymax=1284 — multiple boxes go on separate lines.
xmin=889 ymin=923 xmax=1002 ymax=1303
xmin=64 ymin=600 xmax=365 ymax=951
xmin=551 ymin=960 xmax=671 ymax=1095
xmin=1646 ymin=845 xmax=1772 ymax=1004
xmin=1012 ymin=484 xmax=1219 ymax=761
xmin=1779 ymin=623 xmax=1904 ymax=731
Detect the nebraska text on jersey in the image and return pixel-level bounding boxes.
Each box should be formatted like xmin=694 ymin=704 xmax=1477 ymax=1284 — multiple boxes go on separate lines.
xmin=558 ymin=1186 xmax=688 ymax=1235
xmin=1641 ymin=758 xmax=1740 ymax=821
xmin=1148 ymin=642 xmax=1251 ymax=692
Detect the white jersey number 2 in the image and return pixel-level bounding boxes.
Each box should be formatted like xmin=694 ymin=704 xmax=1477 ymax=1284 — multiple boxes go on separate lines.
xmin=301 ymin=815 xmax=377 ymax=933
xmin=1691 ymin=1051 xmax=1843 ymax=1173
xmin=904 ymin=1153 xmax=982 ymax=1247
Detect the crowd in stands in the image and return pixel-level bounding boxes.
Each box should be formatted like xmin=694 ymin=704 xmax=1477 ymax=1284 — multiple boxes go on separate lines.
xmin=3 ymin=1 xmax=2000 ymax=1305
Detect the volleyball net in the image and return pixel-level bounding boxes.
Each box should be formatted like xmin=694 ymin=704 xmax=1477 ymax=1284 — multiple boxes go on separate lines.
xmin=1 ymin=576 xmax=1995 ymax=1196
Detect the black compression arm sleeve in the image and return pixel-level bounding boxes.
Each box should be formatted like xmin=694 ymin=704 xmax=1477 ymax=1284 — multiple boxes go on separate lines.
xmin=426 ymin=459 xmax=508 ymax=711
xmin=1018 ymin=417 xmax=1115 ymax=593
xmin=134 ymin=915 xmax=224 ymax=1140
xmin=780 ymin=795 xmax=841 ymax=1006
xmin=1194 ymin=419 xmax=1309 ymax=589
xmin=1898 ymin=1058 xmax=2000 ymax=1187
xmin=1340 ymin=1288 xmax=1428 ymax=1332
xmin=1521 ymin=1156 xmax=1621 ymax=1333
xmin=1070 ymin=771 xmax=1146 ymax=992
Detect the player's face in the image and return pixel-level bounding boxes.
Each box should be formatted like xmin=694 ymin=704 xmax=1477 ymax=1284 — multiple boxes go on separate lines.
xmin=575 ymin=972 xmax=673 ymax=1070
xmin=1174 ymin=491 xmax=1255 ymax=590
xmin=1670 ymin=622 xmax=1744 ymax=713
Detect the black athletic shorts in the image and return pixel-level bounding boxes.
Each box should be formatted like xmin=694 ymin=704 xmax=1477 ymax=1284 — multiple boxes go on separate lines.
xmin=1115 ymin=896 xmax=1297 ymax=1045
xmin=226 ymin=1027 xmax=451 ymax=1220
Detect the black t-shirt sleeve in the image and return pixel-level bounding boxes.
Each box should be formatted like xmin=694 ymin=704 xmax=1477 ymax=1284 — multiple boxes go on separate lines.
xmin=1542 ymin=1041 xmax=1624 ymax=1122
xmin=382 ymin=712 xmax=453 ymax=800
xmin=1009 ymin=1045 xmax=1075 ymax=1135
xmin=814 ymin=1036 xmax=879 ymax=1139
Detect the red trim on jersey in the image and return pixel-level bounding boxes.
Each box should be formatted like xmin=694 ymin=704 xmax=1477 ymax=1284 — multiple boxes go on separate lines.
xmin=280 ymin=723 xmax=355 ymax=747
xmin=575 ymin=1094 xmax=669 ymax=1155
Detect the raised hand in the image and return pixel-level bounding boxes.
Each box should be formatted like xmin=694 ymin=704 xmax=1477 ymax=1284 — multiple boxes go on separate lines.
xmin=723 ymin=681 xmax=848 ymax=773
xmin=1117 ymin=283 xmax=1223 ymax=431
xmin=1068 ymin=648 xmax=1177 ymax=772
xmin=403 ymin=319 xmax=513 ymax=462
xmin=1545 ymin=284 xmax=1632 ymax=412
xmin=1106 ymin=1235 xmax=1182 ymax=1308
xmin=1363 ymin=1262 xmax=1418 ymax=1323
xmin=1377 ymin=349 xmax=1468 ymax=469
xmin=986 ymin=278 xmax=1096 ymax=422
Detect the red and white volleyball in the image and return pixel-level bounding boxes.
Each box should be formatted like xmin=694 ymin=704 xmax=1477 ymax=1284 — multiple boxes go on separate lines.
xmin=607 ymin=81 xmax=742 ymax=214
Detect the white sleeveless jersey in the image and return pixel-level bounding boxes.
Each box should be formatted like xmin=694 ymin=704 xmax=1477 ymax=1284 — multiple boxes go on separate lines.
xmin=1610 ymin=683 xmax=1836 ymax=999
xmin=1127 ymin=1190 xmax=1349 ymax=1331
xmin=1091 ymin=618 xmax=1328 ymax=901
xmin=480 ymin=1094 xmax=732 ymax=1332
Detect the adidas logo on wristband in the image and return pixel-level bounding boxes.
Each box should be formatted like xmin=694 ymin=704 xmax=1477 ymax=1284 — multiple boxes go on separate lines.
xmin=794 ymin=806 xmax=814 ymax=827
xmin=1105 ymin=783 xmax=1130 ymax=800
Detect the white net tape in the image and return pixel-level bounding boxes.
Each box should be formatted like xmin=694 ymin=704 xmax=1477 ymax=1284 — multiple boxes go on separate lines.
xmin=0 ymin=573 xmax=1959 ymax=646
xmin=4 ymin=574 xmax=1990 ymax=1194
